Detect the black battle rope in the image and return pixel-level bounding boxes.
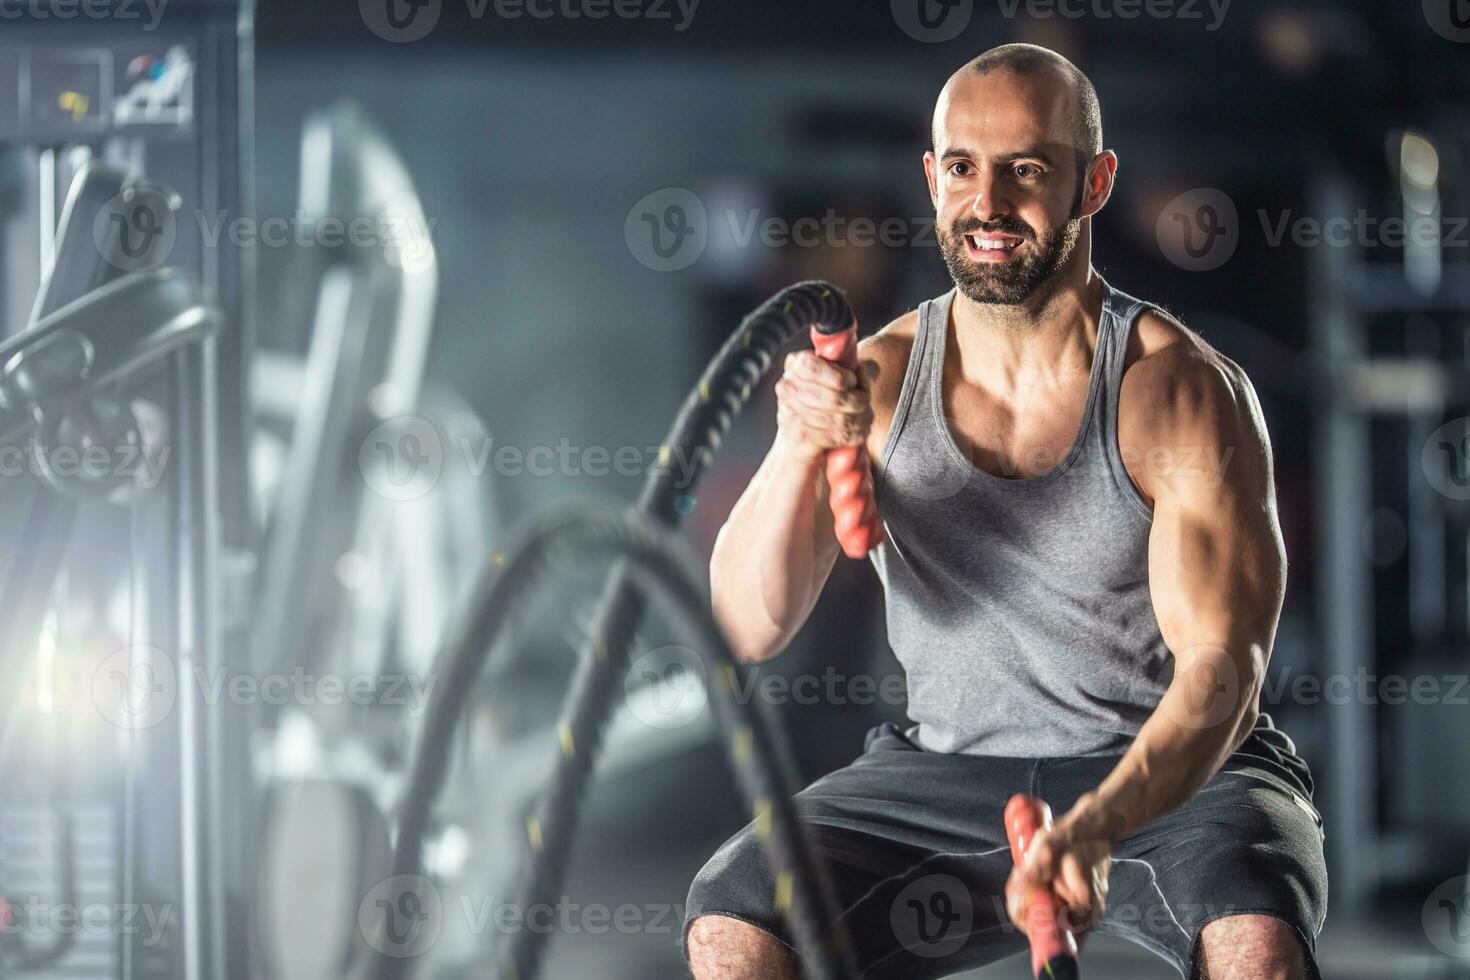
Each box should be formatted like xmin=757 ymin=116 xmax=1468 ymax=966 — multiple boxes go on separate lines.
xmin=499 ymin=282 xmax=858 ymax=980
xmin=369 ymin=505 xmax=856 ymax=980
xmin=371 ymin=282 xmax=858 ymax=980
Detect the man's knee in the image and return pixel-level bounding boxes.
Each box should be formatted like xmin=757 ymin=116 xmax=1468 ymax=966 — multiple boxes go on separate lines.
xmin=686 ymin=914 xmax=796 ymax=980
xmin=1192 ymin=914 xmax=1310 ymax=980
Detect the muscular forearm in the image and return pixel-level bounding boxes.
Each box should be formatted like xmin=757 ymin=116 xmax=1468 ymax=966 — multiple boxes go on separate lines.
xmin=710 ymin=432 xmax=842 ymax=663
xmin=1066 ymin=644 xmax=1265 ymax=845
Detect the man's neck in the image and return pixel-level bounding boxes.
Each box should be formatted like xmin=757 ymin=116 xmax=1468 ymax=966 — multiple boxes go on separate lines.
xmin=949 ymin=250 xmax=1105 ymax=396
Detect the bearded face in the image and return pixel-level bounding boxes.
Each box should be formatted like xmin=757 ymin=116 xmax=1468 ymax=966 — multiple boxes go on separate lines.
xmin=937 ymin=211 xmax=1081 ymax=306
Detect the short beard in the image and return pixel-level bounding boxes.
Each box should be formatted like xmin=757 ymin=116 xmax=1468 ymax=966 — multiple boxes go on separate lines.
xmin=938 ymin=214 xmax=1081 ymax=306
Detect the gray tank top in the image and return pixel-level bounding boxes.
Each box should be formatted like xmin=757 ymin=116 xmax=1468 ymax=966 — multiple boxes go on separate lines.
xmin=871 ymin=281 xmax=1172 ymax=757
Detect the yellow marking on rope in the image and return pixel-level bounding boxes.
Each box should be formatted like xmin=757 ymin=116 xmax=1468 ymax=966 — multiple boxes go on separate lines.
xmin=732 ymin=723 xmax=753 ymax=763
xmin=774 ymin=872 xmax=793 ymax=914
xmin=526 ymin=816 xmax=543 ymax=851
xmin=699 ymin=380 xmax=709 ymax=401
xmin=821 ymin=289 xmax=831 ymax=299
xmin=493 ymin=552 xmax=506 ymax=567
xmin=753 ymin=798 xmax=772 ymax=840
xmin=744 ymin=331 xmax=752 ymax=349
xmin=658 ymin=445 xmax=672 ymax=466
xmin=783 ymin=301 xmax=793 ymax=313
xmin=559 ymin=722 xmax=575 ymax=757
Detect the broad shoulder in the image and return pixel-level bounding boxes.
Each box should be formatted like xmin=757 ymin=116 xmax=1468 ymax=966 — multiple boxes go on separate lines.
xmin=857 ymin=309 xmax=920 ymax=411
xmin=1121 ymin=309 xmax=1257 ymax=433
xmin=1119 ymin=308 xmax=1272 ymax=502
xmin=855 ymin=309 xmax=920 ymax=459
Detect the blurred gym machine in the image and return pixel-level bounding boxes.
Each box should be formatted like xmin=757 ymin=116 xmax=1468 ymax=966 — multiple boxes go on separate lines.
xmin=245 ymin=101 xmax=431 ymax=976
xmin=246 ymin=103 xmax=507 ymax=980
xmin=1312 ymin=122 xmax=1470 ymax=922
xmin=247 ymin=101 xmax=720 ymax=980
xmin=0 ymin=3 xmax=254 ymax=979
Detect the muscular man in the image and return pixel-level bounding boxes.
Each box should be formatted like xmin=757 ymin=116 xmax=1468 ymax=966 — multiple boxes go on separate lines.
xmin=683 ymin=44 xmax=1326 ymax=980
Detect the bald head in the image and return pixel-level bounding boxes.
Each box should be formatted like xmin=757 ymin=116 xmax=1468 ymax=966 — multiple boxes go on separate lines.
xmin=935 ymin=44 xmax=1102 ymax=159
xmin=925 ymin=44 xmax=1116 ymax=305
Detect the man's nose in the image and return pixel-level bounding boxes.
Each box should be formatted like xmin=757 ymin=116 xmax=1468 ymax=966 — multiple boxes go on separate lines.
xmin=968 ymin=169 xmax=1013 ymax=223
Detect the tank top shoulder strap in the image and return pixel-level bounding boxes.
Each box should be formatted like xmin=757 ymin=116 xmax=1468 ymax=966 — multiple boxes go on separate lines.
xmin=1095 ymin=277 xmax=1157 ymax=520
xmin=876 ymin=289 xmax=953 ymax=479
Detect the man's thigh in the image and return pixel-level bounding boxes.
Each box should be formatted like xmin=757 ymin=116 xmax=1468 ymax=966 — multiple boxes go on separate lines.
xmin=683 ymin=723 xmax=1032 ymax=979
xmin=1099 ymin=767 xmax=1327 ymax=978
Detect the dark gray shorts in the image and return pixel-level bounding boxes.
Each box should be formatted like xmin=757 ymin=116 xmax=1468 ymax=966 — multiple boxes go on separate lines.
xmin=683 ymin=715 xmax=1327 ymax=979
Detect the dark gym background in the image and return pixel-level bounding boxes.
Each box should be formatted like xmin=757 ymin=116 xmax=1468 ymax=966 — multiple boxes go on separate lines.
xmin=1 ymin=0 xmax=1468 ymax=977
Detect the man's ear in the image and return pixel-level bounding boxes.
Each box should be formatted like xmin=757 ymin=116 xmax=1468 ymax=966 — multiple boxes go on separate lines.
xmin=1079 ymin=150 xmax=1118 ymax=220
xmin=923 ymin=151 xmax=940 ymax=209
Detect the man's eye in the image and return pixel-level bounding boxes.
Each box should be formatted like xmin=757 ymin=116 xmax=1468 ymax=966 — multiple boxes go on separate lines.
xmin=1014 ymin=164 xmax=1042 ymax=179
xmin=949 ymin=162 xmax=973 ymax=177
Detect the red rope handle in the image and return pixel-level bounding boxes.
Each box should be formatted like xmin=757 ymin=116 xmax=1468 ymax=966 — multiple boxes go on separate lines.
xmin=810 ymin=324 xmax=882 ymax=559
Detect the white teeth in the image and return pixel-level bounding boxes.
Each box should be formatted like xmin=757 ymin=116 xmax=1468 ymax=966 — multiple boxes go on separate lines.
xmin=968 ymin=235 xmax=1017 ymax=250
